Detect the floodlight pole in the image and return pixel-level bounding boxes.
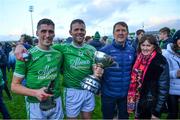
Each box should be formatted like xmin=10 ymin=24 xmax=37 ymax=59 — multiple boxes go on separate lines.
xmin=29 ymin=5 xmax=34 ymax=37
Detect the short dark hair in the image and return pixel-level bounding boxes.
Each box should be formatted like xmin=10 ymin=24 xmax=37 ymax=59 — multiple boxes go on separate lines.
xmin=137 ymin=34 xmax=161 ymax=54
xmin=37 ymin=18 xmax=55 ymax=30
xmin=159 ymin=27 xmax=171 ymax=36
xmin=70 ymin=19 xmax=85 ymax=31
xmin=136 ymin=29 xmax=145 ymax=35
xmin=113 ymin=21 xmax=129 ymax=33
xmin=20 ymin=34 xmax=33 ymax=45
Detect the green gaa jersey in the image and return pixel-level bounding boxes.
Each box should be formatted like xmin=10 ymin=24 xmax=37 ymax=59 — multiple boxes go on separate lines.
xmin=53 ymin=42 xmax=96 ymax=89
xmin=14 ymin=46 xmax=62 ymax=103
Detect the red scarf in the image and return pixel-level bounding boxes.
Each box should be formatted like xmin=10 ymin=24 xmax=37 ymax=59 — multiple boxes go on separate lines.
xmin=127 ymin=51 xmax=157 ymax=113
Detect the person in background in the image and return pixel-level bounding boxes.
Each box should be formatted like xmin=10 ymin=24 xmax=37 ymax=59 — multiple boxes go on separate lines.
xmin=0 ymin=68 xmax=10 ymax=119
xmin=89 ymin=31 xmax=104 ymax=50
xmin=3 ymin=42 xmax=12 ymax=62
xmin=19 ymin=34 xmax=33 ymax=49
xmin=132 ymin=29 xmax=145 ymax=51
xmin=11 ymin=18 xmax=64 ymax=119
xmin=84 ymin=36 xmax=92 ymax=43
xmin=127 ymin=34 xmax=169 ymax=119
xmin=8 ymin=43 xmax=16 ymax=72
xmin=33 ymin=38 xmax=39 ymax=46
xmin=64 ymin=36 xmax=73 ymax=43
xmin=0 ymin=43 xmax=7 ymax=81
xmin=100 ymin=36 xmax=108 ymax=46
xmin=159 ymin=27 xmax=173 ymax=49
xmin=2 ymin=42 xmax=12 ymax=74
xmin=159 ymin=27 xmax=174 ymax=113
xmin=162 ymin=30 xmax=180 ymax=119
xmin=100 ymin=21 xmax=135 ymax=119
xmin=0 ymin=43 xmax=12 ymax=100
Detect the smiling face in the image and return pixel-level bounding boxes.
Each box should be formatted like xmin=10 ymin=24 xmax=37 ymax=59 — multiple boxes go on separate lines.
xmin=69 ymin=22 xmax=86 ymax=46
xmin=36 ymin=24 xmax=55 ymax=50
xmin=113 ymin=24 xmax=128 ymax=44
xmin=140 ymin=40 xmax=155 ymax=56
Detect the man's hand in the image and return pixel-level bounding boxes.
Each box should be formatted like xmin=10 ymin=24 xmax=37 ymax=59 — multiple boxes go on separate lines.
xmin=14 ymin=44 xmax=28 ymax=61
xmin=177 ymin=69 xmax=180 ymax=78
xmin=93 ymin=64 xmax=104 ymax=79
xmin=35 ymin=87 xmax=53 ymax=101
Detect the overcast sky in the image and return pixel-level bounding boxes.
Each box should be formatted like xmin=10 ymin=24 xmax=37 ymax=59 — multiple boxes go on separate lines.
xmin=0 ymin=0 xmax=179 ymax=40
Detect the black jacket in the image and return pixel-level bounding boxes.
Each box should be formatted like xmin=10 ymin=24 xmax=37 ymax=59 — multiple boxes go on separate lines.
xmin=89 ymin=39 xmax=104 ymax=50
xmin=136 ymin=53 xmax=170 ymax=118
xmin=159 ymin=37 xmax=173 ymax=49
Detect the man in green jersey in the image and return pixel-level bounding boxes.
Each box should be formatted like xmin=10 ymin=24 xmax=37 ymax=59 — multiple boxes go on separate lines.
xmin=11 ymin=18 xmax=64 ymax=119
xmin=53 ymin=19 xmax=103 ymax=119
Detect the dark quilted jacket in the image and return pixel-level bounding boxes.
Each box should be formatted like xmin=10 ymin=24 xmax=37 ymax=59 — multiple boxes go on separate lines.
xmin=100 ymin=39 xmax=136 ymax=97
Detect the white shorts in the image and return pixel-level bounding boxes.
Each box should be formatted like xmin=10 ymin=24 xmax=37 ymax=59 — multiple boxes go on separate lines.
xmin=26 ymin=97 xmax=64 ymax=119
xmin=64 ymin=88 xmax=95 ymax=118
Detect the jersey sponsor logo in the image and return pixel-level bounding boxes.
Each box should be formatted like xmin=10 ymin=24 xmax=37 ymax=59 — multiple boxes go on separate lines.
xmin=70 ymin=58 xmax=90 ymax=69
xmin=45 ymin=54 xmax=52 ymax=62
xmin=38 ymin=65 xmax=57 ymax=80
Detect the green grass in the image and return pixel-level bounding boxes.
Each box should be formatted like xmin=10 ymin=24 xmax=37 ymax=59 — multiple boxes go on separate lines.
xmin=0 ymin=71 xmax=103 ymax=119
xmin=0 ymin=70 xmax=168 ymax=119
xmin=93 ymin=95 xmax=102 ymax=119
xmin=0 ymin=70 xmax=26 ymax=119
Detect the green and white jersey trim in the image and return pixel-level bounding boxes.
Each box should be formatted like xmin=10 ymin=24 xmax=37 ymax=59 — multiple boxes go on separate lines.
xmin=13 ymin=72 xmax=25 ymax=78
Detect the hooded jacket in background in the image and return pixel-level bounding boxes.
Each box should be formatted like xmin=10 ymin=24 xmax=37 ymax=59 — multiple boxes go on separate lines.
xmin=89 ymin=31 xmax=104 ymax=50
xmin=163 ymin=43 xmax=180 ymax=95
xmin=172 ymin=30 xmax=180 ymax=44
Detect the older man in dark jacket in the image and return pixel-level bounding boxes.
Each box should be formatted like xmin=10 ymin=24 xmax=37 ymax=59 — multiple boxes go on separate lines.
xmin=100 ymin=21 xmax=135 ymax=119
